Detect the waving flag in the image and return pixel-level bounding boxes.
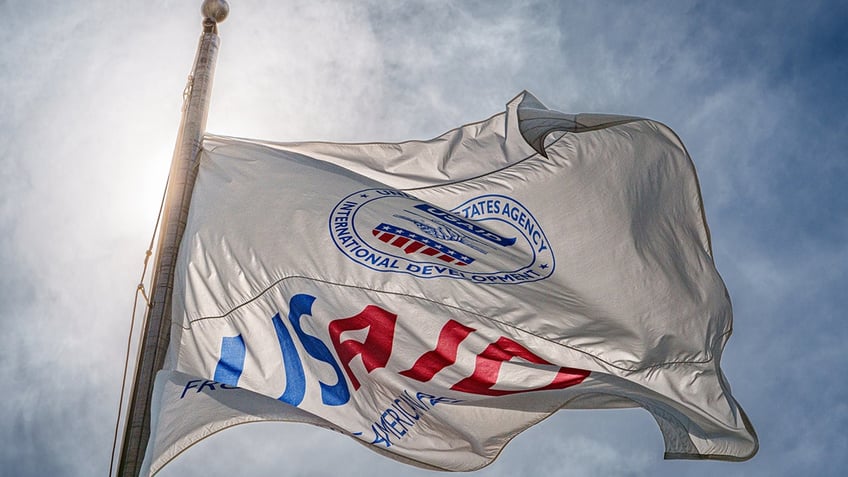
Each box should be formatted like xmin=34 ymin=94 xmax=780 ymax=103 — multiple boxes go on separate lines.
xmin=141 ymin=92 xmax=757 ymax=475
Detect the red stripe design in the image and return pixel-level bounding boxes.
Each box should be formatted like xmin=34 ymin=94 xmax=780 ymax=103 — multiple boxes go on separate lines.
xmin=372 ymin=229 xmax=469 ymax=266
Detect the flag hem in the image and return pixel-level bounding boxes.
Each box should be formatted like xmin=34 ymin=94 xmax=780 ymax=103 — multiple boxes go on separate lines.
xmin=663 ymin=398 xmax=759 ymax=462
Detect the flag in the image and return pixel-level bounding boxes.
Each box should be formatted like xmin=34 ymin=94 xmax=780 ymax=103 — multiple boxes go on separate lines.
xmin=141 ymin=91 xmax=757 ymax=475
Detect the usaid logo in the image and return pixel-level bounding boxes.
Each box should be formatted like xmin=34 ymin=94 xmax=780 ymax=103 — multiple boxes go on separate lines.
xmin=329 ymin=189 xmax=555 ymax=284
xmin=203 ymin=292 xmax=590 ymax=449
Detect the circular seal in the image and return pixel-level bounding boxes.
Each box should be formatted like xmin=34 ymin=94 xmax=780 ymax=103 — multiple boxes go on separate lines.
xmin=328 ymin=190 xmax=555 ymax=284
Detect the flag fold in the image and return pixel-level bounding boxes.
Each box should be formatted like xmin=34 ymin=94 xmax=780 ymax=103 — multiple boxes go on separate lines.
xmin=142 ymin=91 xmax=757 ymax=475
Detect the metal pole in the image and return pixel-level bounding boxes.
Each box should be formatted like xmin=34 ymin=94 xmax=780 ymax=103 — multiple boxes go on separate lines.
xmin=117 ymin=2 xmax=229 ymax=475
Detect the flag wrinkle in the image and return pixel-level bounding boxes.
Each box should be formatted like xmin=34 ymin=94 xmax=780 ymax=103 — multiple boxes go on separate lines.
xmin=176 ymin=274 xmax=729 ymax=374
xmin=142 ymin=370 xmax=344 ymax=476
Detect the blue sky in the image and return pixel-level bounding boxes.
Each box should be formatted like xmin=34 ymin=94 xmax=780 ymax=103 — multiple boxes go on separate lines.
xmin=1 ymin=1 xmax=846 ymax=476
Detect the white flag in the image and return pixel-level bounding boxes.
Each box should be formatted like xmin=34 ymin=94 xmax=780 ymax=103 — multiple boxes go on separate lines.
xmin=142 ymin=92 xmax=757 ymax=475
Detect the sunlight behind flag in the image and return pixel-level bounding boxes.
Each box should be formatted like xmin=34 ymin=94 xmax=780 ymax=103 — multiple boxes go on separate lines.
xmin=141 ymin=92 xmax=757 ymax=475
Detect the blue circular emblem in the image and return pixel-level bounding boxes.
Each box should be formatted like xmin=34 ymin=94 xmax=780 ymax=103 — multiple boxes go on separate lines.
xmin=328 ymin=189 xmax=555 ymax=284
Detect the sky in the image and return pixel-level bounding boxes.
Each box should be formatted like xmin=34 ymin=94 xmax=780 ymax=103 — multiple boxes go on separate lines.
xmin=1 ymin=0 xmax=846 ymax=476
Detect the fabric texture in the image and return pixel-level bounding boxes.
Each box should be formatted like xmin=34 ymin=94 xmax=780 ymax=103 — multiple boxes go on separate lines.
xmin=141 ymin=92 xmax=757 ymax=475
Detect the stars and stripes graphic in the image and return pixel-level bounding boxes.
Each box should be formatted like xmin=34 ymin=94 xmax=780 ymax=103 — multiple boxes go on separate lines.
xmin=372 ymin=223 xmax=474 ymax=266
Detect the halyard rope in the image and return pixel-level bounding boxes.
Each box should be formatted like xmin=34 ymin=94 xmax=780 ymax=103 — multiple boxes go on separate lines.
xmin=108 ymin=171 xmax=169 ymax=477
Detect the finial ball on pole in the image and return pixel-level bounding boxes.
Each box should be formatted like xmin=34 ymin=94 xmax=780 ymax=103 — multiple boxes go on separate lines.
xmin=202 ymin=0 xmax=229 ymax=23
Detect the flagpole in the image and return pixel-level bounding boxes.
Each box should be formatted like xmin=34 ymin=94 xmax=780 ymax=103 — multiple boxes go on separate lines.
xmin=117 ymin=1 xmax=229 ymax=475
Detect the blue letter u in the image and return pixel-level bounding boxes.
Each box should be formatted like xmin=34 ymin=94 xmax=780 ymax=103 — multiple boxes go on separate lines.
xmin=214 ymin=335 xmax=245 ymax=386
